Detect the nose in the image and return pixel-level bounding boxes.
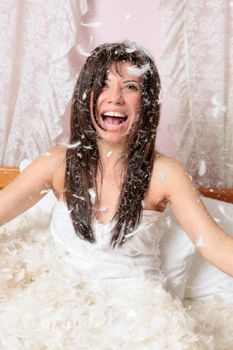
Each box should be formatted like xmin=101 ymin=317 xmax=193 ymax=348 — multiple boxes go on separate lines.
xmin=107 ymin=87 xmax=124 ymax=105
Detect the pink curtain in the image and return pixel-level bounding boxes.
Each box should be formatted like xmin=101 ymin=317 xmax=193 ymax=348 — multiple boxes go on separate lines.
xmin=159 ymin=0 xmax=233 ymax=187
xmin=0 ymin=0 xmax=80 ymax=165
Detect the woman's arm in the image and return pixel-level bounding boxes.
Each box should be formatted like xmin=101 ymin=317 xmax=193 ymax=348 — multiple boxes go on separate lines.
xmin=152 ymin=156 xmax=233 ymax=277
xmin=0 ymin=147 xmax=65 ymax=226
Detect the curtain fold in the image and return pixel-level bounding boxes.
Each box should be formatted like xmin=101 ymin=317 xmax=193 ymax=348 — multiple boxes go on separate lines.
xmin=0 ymin=0 xmax=80 ymax=166
xmin=159 ymin=0 xmax=233 ymax=187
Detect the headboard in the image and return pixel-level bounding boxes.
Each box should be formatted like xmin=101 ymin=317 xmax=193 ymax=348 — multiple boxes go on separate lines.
xmin=0 ymin=167 xmax=20 ymax=189
xmin=0 ymin=166 xmax=233 ymax=205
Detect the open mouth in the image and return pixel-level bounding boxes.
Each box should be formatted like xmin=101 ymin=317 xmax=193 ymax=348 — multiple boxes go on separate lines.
xmin=100 ymin=111 xmax=128 ymax=128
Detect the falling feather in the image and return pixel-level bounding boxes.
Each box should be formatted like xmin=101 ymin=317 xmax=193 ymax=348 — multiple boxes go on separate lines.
xmin=125 ymin=14 xmax=132 ymax=20
xmin=198 ymin=160 xmax=206 ymax=177
xmin=195 ymin=235 xmax=205 ymax=248
xmin=88 ymin=188 xmax=96 ymax=204
xmin=79 ymin=0 xmax=88 ymax=15
xmin=81 ymin=21 xmax=102 ymax=28
xmin=158 ymin=170 xmax=166 ymax=182
xmin=211 ymin=96 xmax=227 ymax=118
xmin=105 ymin=151 xmax=113 ymax=158
xmin=127 ymin=63 xmax=150 ymax=77
xmin=62 ymin=141 xmax=81 ymax=149
xmin=76 ymin=45 xmax=90 ymax=57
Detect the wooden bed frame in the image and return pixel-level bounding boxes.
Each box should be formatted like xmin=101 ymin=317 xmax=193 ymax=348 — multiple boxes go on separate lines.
xmin=1 ymin=166 xmax=233 ymax=204
xmin=0 ymin=167 xmax=20 ymax=190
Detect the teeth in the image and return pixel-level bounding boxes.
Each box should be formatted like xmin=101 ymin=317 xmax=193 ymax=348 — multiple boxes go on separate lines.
xmin=102 ymin=111 xmax=126 ymax=118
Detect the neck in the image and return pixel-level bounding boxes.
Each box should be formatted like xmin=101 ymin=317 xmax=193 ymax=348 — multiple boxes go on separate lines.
xmin=97 ymin=138 xmax=127 ymax=173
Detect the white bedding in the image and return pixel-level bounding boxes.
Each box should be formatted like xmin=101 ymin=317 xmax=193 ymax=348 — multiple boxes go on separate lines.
xmin=0 ymin=159 xmax=232 ymax=348
xmin=0 ymin=215 xmax=232 ymax=349
xmin=0 ymin=197 xmax=233 ymax=349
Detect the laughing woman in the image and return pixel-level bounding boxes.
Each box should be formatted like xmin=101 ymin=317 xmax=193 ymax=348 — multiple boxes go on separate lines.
xmin=0 ymin=41 xmax=233 ymax=349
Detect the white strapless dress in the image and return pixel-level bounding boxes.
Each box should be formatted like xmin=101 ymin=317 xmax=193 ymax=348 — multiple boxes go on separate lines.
xmin=50 ymin=202 xmax=164 ymax=281
xmin=49 ymin=202 xmax=213 ymax=349
xmin=0 ymin=202 xmax=216 ymax=349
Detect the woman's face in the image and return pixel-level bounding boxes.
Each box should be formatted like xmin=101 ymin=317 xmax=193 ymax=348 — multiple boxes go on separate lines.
xmin=91 ymin=61 xmax=142 ymax=145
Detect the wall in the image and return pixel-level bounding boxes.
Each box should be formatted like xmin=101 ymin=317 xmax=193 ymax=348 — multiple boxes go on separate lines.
xmin=63 ymin=0 xmax=175 ymax=155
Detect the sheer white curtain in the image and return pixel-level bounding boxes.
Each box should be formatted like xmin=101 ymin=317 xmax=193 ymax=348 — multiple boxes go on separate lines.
xmin=159 ymin=0 xmax=233 ymax=187
xmin=0 ymin=0 xmax=80 ymax=166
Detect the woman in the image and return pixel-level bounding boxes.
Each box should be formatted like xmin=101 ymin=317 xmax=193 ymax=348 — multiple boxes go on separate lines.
xmin=0 ymin=41 xmax=232 ymax=348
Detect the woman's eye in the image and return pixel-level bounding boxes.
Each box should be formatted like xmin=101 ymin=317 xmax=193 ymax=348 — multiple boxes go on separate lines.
xmin=124 ymin=83 xmax=139 ymax=91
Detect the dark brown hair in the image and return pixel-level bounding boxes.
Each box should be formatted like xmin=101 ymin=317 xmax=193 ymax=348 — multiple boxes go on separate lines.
xmin=64 ymin=41 xmax=161 ymax=247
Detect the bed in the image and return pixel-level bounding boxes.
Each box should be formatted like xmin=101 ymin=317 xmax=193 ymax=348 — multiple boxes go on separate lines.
xmin=1 ymin=166 xmax=233 ymax=349
xmin=0 ymin=166 xmax=20 ymax=190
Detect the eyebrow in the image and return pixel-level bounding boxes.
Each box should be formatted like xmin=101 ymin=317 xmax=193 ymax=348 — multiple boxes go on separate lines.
xmin=123 ymin=80 xmax=141 ymax=85
xmin=105 ymin=78 xmax=141 ymax=85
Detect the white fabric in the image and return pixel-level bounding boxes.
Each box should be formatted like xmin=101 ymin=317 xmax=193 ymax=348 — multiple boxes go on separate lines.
xmin=17 ymin=160 xmax=233 ymax=303
xmin=160 ymin=197 xmax=233 ymax=303
xmin=0 ymin=203 xmax=233 ymax=350
xmin=159 ymin=0 xmax=233 ymax=187
xmin=160 ymin=208 xmax=195 ymax=299
xmin=51 ymin=202 xmax=164 ymax=281
xmin=18 ymin=159 xmax=194 ymax=298
xmin=184 ymin=197 xmax=233 ymax=302
xmin=0 ymin=0 xmax=79 ymax=166
xmin=0 ymin=203 xmax=215 ymax=348
xmin=1 ymin=198 xmax=233 ymax=347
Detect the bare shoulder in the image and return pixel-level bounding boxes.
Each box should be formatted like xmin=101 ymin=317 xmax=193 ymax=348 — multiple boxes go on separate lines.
xmin=45 ymin=145 xmax=67 ymax=170
xmin=152 ymin=154 xmax=187 ymax=179
xmin=26 ymin=145 xmax=66 ymax=182
xmin=45 ymin=145 xmax=67 ymax=197
xmin=152 ymin=153 xmax=199 ymax=202
xmin=148 ymin=154 xmax=192 ymax=204
xmin=45 ymin=144 xmax=66 ymax=161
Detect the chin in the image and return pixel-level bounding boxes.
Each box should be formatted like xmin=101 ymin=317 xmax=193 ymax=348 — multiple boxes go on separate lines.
xmin=99 ymin=133 xmax=127 ymax=146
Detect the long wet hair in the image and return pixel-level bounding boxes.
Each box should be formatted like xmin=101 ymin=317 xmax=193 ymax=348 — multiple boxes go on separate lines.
xmin=64 ymin=41 xmax=161 ymax=247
